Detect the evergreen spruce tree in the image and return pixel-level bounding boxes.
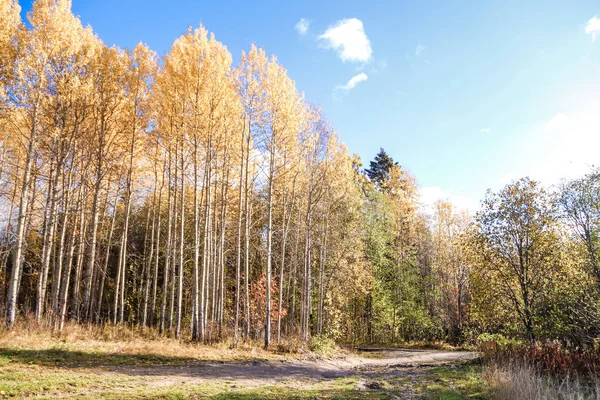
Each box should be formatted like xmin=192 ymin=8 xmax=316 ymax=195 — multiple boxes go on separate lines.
xmin=365 ymin=148 xmax=397 ymax=189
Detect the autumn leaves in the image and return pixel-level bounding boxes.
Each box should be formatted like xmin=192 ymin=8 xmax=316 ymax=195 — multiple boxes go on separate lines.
xmin=0 ymin=0 xmax=358 ymax=347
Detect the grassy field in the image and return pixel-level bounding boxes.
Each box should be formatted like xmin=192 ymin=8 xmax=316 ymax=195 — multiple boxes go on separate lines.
xmin=0 ymin=361 xmax=491 ymax=399
xmin=0 ymin=324 xmax=493 ymax=399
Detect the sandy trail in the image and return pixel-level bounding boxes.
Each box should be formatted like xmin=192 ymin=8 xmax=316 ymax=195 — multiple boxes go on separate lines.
xmin=105 ymin=349 xmax=479 ymax=386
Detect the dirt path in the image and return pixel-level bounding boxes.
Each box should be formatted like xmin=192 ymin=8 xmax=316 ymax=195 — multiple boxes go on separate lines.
xmin=106 ymin=349 xmax=479 ymax=387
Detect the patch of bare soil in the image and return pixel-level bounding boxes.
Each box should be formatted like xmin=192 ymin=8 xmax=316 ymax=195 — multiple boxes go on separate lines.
xmin=102 ymin=348 xmax=479 ymax=387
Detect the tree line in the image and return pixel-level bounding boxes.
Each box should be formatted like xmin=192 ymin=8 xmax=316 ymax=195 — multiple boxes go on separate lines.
xmin=0 ymin=0 xmax=367 ymax=349
xmin=358 ymin=153 xmax=600 ymax=347
xmin=1 ymin=0 xmax=599 ymax=348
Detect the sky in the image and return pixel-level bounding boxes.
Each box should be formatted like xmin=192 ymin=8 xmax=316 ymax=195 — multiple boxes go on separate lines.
xmin=19 ymin=0 xmax=600 ymax=211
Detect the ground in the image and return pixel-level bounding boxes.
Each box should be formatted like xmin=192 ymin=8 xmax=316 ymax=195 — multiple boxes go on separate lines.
xmin=0 ymin=330 xmax=491 ymax=399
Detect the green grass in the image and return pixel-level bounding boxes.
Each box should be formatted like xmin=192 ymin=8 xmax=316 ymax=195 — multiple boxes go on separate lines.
xmin=0 ymin=365 xmax=401 ymax=400
xmin=38 ymin=375 xmax=394 ymax=400
xmin=194 ymin=377 xmax=392 ymax=400
xmin=416 ymin=362 xmax=493 ymax=399
xmin=0 ymin=363 xmax=233 ymax=399
xmin=0 ymin=347 xmax=199 ymax=368
xmin=0 ymin=360 xmax=495 ymax=399
xmin=0 ymin=342 xmax=494 ymax=399
xmin=0 ymin=364 xmax=143 ymax=398
xmin=208 ymin=388 xmax=390 ymax=399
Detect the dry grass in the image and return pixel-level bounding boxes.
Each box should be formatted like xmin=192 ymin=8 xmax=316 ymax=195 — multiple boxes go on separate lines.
xmin=479 ymin=338 xmax=600 ymax=378
xmin=0 ymin=319 xmax=311 ymax=397
xmin=0 ymin=319 xmax=298 ymax=365
xmin=484 ymin=361 xmax=600 ymax=400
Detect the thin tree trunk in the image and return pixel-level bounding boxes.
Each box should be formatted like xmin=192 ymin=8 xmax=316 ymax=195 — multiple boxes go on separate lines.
xmin=168 ymin=144 xmax=179 ymax=334
xmin=6 ymin=111 xmax=38 ymax=328
xmin=303 ymin=200 xmax=313 ymax=342
xmin=175 ymin=140 xmax=185 ymax=338
xmin=264 ymin=148 xmax=275 ymax=349
xmin=82 ymin=162 xmax=102 ymax=321
xmin=72 ymin=184 xmax=88 ymax=323
xmin=97 ymin=188 xmax=119 ymax=324
xmin=160 ymin=148 xmax=173 ymax=334
xmin=217 ymin=158 xmax=229 ymax=339
xmin=277 ymin=175 xmax=296 ymax=343
xmin=142 ymin=178 xmax=157 ymax=327
xmin=200 ymin=151 xmax=211 ymax=342
xmin=36 ymin=159 xmax=57 ymax=323
xmin=234 ymin=128 xmax=245 ymax=346
xmin=59 ymin=181 xmax=85 ymax=330
xmin=151 ymin=159 xmax=165 ymax=327
xmin=192 ymin=135 xmax=200 ymax=340
xmin=52 ymin=164 xmax=74 ymax=324
xmin=209 ymin=165 xmax=218 ymax=339
xmin=243 ymin=140 xmax=252 ymax=339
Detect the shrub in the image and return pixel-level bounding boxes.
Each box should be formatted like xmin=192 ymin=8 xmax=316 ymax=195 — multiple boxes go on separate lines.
xmin=275 ymin=337 xmax=303 ymax=354
xmin=476 ymin=333 xmax=525 ymax=359
xmin=310 ymin=334 xmax=337 ymax=357
xmin=478 ymin=334 xmax=600 ymax=379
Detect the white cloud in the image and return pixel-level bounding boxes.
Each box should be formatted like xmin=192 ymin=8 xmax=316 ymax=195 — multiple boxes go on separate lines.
xmin=586 ymin=16 xmax=600 ymax=40
xmin=415 ymin=44 xmax=425 ymax=56
xmin=295 ymin=18 xmax=310 ymax=35
xmin=337 ymin=73 xmax=368 ymax=91
xmin=318 ymin=18 xmax=372 ymax=63
xmin=420 ymin=186 xmax=478 ymax=213
xmin=480 ymin=128 xmax=491 ymax=134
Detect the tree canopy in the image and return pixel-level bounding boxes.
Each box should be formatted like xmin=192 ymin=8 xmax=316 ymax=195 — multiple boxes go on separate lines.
xmin=0 ymin=0 xmax=598 ymax=351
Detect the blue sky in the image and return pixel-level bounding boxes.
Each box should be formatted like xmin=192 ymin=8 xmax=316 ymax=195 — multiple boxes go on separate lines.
xmin=20 ymin=0 xmax=600 ymax=210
